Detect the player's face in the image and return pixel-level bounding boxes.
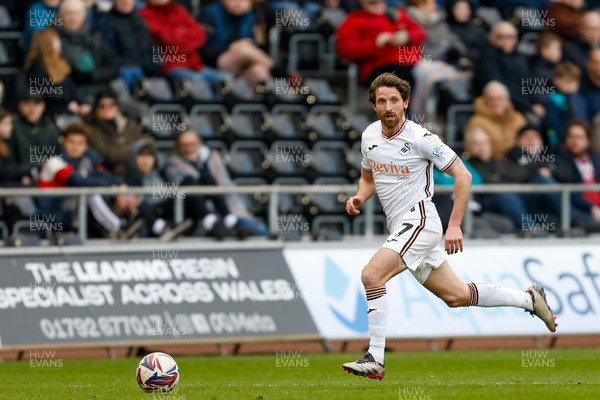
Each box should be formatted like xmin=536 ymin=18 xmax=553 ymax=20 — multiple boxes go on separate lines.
xmin=373 ymin=86 xmax=408 ymax=132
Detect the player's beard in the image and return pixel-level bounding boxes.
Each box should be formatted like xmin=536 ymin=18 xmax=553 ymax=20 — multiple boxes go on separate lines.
xmin=379 ymin=107 xmax=405 ymax=132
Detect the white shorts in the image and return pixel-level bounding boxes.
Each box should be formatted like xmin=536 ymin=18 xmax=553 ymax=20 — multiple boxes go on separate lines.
xmin=381 ymin=200 xmax=447 ymax=284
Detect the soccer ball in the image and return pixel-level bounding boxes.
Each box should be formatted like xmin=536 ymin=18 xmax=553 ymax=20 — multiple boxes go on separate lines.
xmin=136 ymin=352 xmax=180 ymax=392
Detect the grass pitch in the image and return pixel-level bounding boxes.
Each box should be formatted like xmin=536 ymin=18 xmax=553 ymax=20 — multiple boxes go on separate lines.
xmin=1 ymin=348 xmax=599 ymax=399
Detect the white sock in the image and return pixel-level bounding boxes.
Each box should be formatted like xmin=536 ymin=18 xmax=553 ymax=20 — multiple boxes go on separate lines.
xmin=365 ymin=286 xmax=388 ymax=364
xmin=202 ymin=213 xmax=218 ymax=231
xmin=469 ymin=282 xmax=533 ymax=311
xmin=223 ymin=213 xmax=238 ymax=229
xmin=152 ymin=218 xmax=167 ymax=236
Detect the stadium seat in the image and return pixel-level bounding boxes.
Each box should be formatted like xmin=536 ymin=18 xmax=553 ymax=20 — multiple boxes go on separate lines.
xmin=304 ymin=105 xmax=346 ymax=141
xmin=306 ymin=177 xmax=349 ymax=215
xmin=346 ymin=141 xmax=363 ymax=179
xmin=135 ymin=77 xmax=175 ymax=103
xmin=304 ymin=78 xmax=338 ymax=104
xmin=342 ymin=112 xmax=371 ymax=141
xmin=188 ymin=104 xmax=228 ymax=141
xmin=288 ymin=33 xmax=326 ymax=73
xmin=311 ymin=215 xmax=351 ymax=241
xmin=226 ymin=104 xmax=269 ymax=141
xmin=221 ymin=77 xmax=263 ymax=104
xmin=268 ymin=140 xmax=310 ymax=178
xmin=445 ymin=103 xmax=475 ymax=150
xmin=227 ymin=141 xmax=269 ymax=179
xmin=272 ymin=177 xmax=310 ymax=216
xmin=176 ymin=77 xmax=216 ymax=104
xmin=144 ymin=103 xmax=188 ymax=140
xmin=309 ymin=141 xmax=349 ymax=178
xmin=516 ymin=32 xmax=541 ymax=57
xmin=268 ymin=104 xmax=308 ymax=141
xmin=110 ymin=78 xmax=132 ymax=100
xmin=352 ymin=214 xmax=389 ymax=236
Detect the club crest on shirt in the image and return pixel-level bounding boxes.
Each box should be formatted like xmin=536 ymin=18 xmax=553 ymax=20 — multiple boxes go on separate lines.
xmin=399 ymin=143 xmax=410 ymax=154
xmin=432 ymin=145 xmax=446 ymax=158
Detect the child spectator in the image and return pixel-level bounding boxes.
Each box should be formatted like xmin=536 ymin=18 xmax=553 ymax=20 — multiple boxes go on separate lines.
xmin=126 ymin=140 xmax=192 ymax=239
xmin=531 ymin=32 xmax=562 ymax=81
xmin=37 ymin=122 xmax=141 ymax=238
xmin=545 ymin=62 xmax=587 ymax=148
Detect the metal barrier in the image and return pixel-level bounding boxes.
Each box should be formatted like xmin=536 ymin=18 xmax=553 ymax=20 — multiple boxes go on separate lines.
xmin=1 ymin=183 xmax=599 ymax=243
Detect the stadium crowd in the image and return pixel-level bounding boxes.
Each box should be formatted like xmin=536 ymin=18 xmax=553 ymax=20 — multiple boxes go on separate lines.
xmin=0 ymin=0 xmax=599 ymax=243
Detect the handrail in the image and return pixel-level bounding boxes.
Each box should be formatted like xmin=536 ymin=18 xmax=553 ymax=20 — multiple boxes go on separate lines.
xmin=1 ymin=183 xmax=599 ymax=243
xmin=0 ymin=183 xmax=599 ymax=196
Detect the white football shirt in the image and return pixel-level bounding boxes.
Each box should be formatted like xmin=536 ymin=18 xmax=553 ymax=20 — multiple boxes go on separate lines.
xmin=361 ymin=118 xmax=457 ymax=231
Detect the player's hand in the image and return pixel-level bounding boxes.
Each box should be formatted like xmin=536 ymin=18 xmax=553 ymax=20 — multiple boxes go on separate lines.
xmin=345 ymin=196 xmax=363 ymax=215
xmin=445 ymin=225 xmax=463 ymax=254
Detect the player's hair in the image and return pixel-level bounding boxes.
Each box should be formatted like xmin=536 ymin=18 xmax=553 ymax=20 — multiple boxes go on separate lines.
xmin=62 ymin=122 xmax=91 ymax=142
xmin=555 ymin=61 xmax=581 ymax=80
xmin=565 ymin=119 xmax=592 ymax=141
xmin=368 ymin=73 xmax=411 ymax=105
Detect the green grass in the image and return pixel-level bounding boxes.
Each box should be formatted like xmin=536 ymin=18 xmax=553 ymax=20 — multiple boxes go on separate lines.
xmin=1 ymin=348 xmax=599 ymax=399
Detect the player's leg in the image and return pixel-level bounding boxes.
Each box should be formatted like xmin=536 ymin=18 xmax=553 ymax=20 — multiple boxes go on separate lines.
xmin=342 ymin=248 xmax=406 ymax=380
xmin=362 ymin=248 xmax=407 ymax=360
xmin=422 ymin=260 xmax=557 ymax=331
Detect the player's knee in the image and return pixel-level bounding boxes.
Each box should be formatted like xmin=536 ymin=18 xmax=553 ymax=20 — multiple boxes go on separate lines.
xmin=361 ymin=268 xmax=382 ymax=288
xmin=443 ymin=293 xmax=469 ymax=308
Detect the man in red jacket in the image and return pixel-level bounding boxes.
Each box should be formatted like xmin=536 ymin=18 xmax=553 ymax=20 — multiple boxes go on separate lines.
xmin=139 ymin=0 xmax=231 ymax=86
xmin=336 ymin=0 xmax=426 ymax=86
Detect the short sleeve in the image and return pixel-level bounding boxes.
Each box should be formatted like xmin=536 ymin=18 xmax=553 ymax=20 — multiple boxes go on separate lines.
xmin=361 ymin=143 xmax=372 ymax=173
xmin=418 ymin=132 xmax=457 ymax=172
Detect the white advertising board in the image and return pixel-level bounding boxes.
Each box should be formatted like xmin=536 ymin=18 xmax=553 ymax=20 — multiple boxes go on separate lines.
xmin=284 ymin=244 xmax=600 ymax=339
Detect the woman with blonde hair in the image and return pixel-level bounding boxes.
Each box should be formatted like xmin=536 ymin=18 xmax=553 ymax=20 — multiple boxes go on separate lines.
xmin=24 ymin=28 xmax=91 ymax=116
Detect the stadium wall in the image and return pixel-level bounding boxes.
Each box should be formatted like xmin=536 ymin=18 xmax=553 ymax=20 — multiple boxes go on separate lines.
xmin=0 ymin=239 xmax=599 ymax=352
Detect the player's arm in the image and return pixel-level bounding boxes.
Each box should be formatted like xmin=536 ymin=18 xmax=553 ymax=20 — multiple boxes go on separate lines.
xmin=346 ymin=169 xmax=376 ymax=215
xmin=443 ymin=158 xmax=472 ymax=254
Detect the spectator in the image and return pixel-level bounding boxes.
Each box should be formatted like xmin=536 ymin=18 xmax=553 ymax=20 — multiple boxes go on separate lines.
xmin=475 ymin=21 xmax=544 ymax=116
xmin=445 ymin=0 xmax=487 ymax=69
xmin=57 ymin=0 xmax=119 ymax=105
xmin=0 ymin=107 xmax=33 ymax=187
xmin=336 ymin=0 xmax=426 ymax=86
xmin=22 ymin=0 xmax=61 ymax=53
xmin=199 ymin=0 xmax=273 ymax=88
xmin=545 ymin=0 xmax=584 ymax=42
xmin=0 ymin=107 xmax=36 ymax=232
xmin=406 ymin=0 xmax=472 ymax=122
xmin=84 ymin=91 xmax=146 ymax=179
xmin=594 ymin=114 xmax=600 ymax=157
xmin=37 ymin=122 xmax=141 ymax=238
xmin=139 ymin=0 xmax=231 ymax=87
xmin=24 ymin=28 xmax=92 ymax=117
xmin=94 ymin=0 xmax=160 ymax=88
xmin=462 ymin=126 xmax=532 ymax=233
xmin=507 ymin=126 xmax=562 ymax=227
xmin=465 ymin=81 xmax=527 ymax=160
xmin=531 ymin=32 xmax=562 ymax=81
xmin=553 ymin=120 xmax=600 ymax=232
xmin=544 ymin=61 xmax=586 ymax=148
xmin=126 ymin=140 xmax=193 ymax=239
xmin=9 ymin=96 xmax=61 ymax=170
xmin=166 ymin=130 xmax=266 ymax=239
xmin=562 ymin=10 xmax=600 ymax=73
xmin=580 ymin=49 xmax=600 ymax=123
